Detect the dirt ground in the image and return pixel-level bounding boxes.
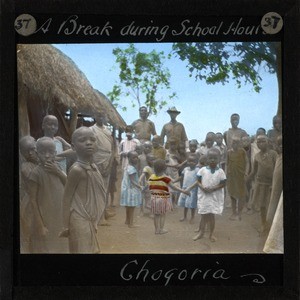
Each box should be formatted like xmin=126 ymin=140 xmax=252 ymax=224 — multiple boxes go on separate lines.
xmin=98 ymin=175 xmax=268 ymax=254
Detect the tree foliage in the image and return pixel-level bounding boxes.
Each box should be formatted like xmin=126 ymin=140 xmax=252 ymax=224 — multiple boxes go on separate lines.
xmin=107 ymin=44 xmax=176 ymax=115
xmin=172 ymin=42 xmax=279 ymax=93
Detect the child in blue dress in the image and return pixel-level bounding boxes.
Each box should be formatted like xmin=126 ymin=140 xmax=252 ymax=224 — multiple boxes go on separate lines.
xmin=175 ymin=154 xmax=199 ymax=224
xmin=120 ymin=151 xmax=142 ymax=228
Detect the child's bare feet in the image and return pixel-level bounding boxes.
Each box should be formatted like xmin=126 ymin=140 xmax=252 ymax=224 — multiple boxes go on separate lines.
xmin=209 ymin=235 xmax=217 ymax=242
xmin=193 ymin=231 xmax=204 ymax=241
xmin=155 ymin=230 xmax=160 ymax=234
xmin=179 ymin=217 xmax=186 ymax=222
xmin=159 ymin=229 xmax=168 ymax=234
xmin=194 ymin=227 xmax=200 ymax=232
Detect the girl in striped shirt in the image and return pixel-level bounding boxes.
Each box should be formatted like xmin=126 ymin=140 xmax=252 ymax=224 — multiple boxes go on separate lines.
xmin=148 ymin=159 xmax=189 ymax=235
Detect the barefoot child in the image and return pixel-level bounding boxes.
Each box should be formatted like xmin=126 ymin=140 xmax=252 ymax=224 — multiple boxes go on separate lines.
xmin=19 ymin=136 xmax=39 ymax=253
xmin=120 ymin=151 xmax=142 ymax=228
xmin=247 ymin=135 xmax=277 ymax=233
xmin=175 ymin=154 xmax=200 ymax=224
xmin=148 ymin=159 xmax=190 ymax=234
xmin=29 ymin=137 xmax=67 ymax=253
xmin=139 ymin=153 xmax=156 ymax=215
xmin=190 ymin=148 xmax=226 ymax=242
xmin=226 ymin=136 xmax=248 ymax=221
xmin=61 ymin=127 xmax=106 ymax=253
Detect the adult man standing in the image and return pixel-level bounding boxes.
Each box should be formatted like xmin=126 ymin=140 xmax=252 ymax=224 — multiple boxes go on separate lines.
xmin=90 ymin=112 xmax=116 ymax=222
xmin=131 ymin=106 xmax=157 ymax=143
xmin=160 ymin=107 xmax=188 ymax=148
xmin=223 ymin=113 xmax=248 ymax=150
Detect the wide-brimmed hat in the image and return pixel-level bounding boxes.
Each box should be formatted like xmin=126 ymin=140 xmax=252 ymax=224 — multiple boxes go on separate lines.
xmin=167 ymin=107 xmax=181 ymax=114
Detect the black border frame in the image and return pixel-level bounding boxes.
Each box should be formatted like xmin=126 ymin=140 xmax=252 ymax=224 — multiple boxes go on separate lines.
xmin=1 ymin=0 xmax=299 ymax=299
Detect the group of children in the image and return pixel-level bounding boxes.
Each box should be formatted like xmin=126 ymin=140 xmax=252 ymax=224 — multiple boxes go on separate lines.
xmin=19 ymin=113 xmax=283 ymax=253
xmin=118 ymin=114 xmax=282 ymax=243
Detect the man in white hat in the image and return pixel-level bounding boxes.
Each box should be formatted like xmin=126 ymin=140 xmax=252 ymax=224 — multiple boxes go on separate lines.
xmin=160 ymin=107 xmax=188 ymax=149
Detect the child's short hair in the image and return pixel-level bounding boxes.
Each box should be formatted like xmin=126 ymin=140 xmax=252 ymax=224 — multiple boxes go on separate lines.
xmin=71 ymin=126 xmax=93 ymax=144
xmin=189 ymin=139 xmax=198 ymax=145
xmin=125 ymin=125 xmax=134 ymax=133
xmin=127 ymin=150 xmax=138 ymax=160
xmin=152 ymin=135 xmax=161 ymax=143
xmin=36 ymin=137 xmax=55 ymax=152
xmin=153 ymin=159 xmax=166 ymax=174
xmin=19 ymin=136 xmax=36 ymax=154
xmin=207 ymin=147 xmax=221 ymax=157
xmin=42 ymin=114 xmax=57 ymax=126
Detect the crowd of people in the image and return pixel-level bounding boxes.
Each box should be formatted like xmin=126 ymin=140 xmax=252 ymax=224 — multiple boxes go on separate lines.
xmin=19 ymin=106 xmax=283 ymax=254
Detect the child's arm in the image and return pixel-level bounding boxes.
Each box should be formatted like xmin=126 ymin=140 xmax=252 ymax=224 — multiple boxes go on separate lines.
xmin=62 ymin=166 xmax=83 ymax=231
xmin=168 ymin=182 xmax=190 ymax=195
xmin=247 ymin=159 xmax=258 ymax=183
xmin=55 ymin=136 xmax=71 ymax=150
xmin=28 ymin=181 xmax=48 ymax=236
xmin=139 ymin=172 xmax=146 ymax=186
xmin=186 ymin=180 xmax=199 ymax=192
xmin=129 ymin=174 xmax=142 ymax=190
xmin=56 ymin=149 xmax=76 ymax=159
xmin=44 ymin=161 xmax=67 ymax=185
xmin=172 ymin=175 xmax=183 ymax=183
xmin=204 ymin=180 xmax=226 ymax=193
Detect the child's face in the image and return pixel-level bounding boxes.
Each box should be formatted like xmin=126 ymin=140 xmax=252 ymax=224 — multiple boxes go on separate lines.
xmin=152 ymin=140 xmax=159 ymax=148
xmin=73 ymin=130 xmax=97 ymax=157
xmin=143 ymin=143 xmax=152 ymax=154
xmin=43 ymin=117 xmax=58 ymax=137
xmin=129 ymin=153 xmax=139 ymax=165
xmin=205 ymin=137 xmax=214 ymax=148
xmin=187 ymin=158 xmax=197 ymax=169
xmin=146 ymin=155 xmax=156 ymax=167
xmin=207 ymin=152 xmax=219 ymax=169
xmin=21 ymin=140 xmax=38 ymax=163
xmin=215 ymin=134 xmax=223 ymax=145
xmin=189 ymin=143 xmax=197 ymax=153
xmin=37 ymin=141 xmax=56 ymax=165
xmin=135 ymin=145 xmax=143 ymax=155
xmin=126 ymin=132 xmax=133 ymax=140
xmin=257 ymin=136 xmax=268 ymax=151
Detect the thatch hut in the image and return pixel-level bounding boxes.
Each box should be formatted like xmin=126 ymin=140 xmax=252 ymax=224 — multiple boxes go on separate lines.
xmin=17 ymin=44 xmax=126 ymax=142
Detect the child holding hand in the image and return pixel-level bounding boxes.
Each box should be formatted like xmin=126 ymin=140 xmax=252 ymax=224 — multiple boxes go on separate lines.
xmin=148 ymin=159 xmax=190 ymax=234
xmin=120 ymin=151 xmax=142 ymax=228
xmin=188 ymin=148 xmax=226 ymax=242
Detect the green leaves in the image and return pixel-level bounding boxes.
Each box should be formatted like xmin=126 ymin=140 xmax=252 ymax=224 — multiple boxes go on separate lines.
xmin=108 ymin=44 xmax=176 ymax=115
xmin=172 ymin=42 xmax=279 ymax=93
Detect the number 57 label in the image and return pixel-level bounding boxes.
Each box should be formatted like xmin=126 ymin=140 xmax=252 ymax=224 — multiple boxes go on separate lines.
xmin=14 ymin=14 xmax=37 ymax=36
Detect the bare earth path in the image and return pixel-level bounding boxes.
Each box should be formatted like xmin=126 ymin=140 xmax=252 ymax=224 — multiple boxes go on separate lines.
xmin=98 ymin=204 xmax=267 ymax=254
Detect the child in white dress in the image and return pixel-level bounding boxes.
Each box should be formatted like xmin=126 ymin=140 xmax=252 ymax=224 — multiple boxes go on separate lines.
xmin=188 ymin=148 xmax=226 ymax=242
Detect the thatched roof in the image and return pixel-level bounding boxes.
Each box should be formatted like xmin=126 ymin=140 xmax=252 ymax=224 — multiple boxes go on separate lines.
xmin=17 ymin=44 xmax=126 ymax=129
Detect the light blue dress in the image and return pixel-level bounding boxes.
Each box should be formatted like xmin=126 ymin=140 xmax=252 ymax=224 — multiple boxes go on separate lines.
xmin=178 ymin=166 xmax=199 ymax=209
xmin=120 ymin=165 xmax=142 ymax=207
